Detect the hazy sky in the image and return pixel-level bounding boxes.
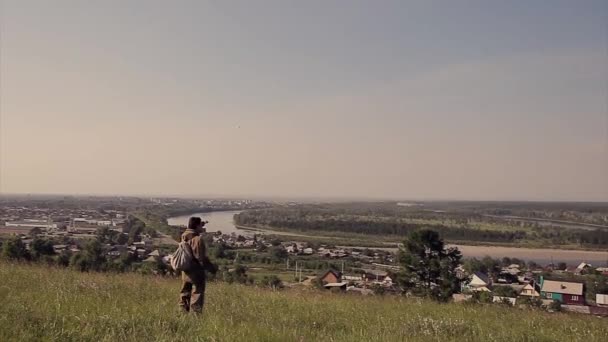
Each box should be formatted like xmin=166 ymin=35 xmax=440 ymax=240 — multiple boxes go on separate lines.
xmin=1 ymin=1 xmax=607 ymax=201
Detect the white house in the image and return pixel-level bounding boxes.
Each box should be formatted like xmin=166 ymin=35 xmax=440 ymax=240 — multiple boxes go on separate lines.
xmin=519 ymin=283 xmax=540 ymax=297
xmin=468 ymin=272 xmax=492 ymax=292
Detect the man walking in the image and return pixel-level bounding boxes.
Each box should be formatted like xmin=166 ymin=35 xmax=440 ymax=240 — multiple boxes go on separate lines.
xmin=179 ymin=216 xmax=215 ymax=314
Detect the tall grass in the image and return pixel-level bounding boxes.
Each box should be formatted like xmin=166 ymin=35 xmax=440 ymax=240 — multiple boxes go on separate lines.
xmin=0 ymin=262 xmax=606 ymax=341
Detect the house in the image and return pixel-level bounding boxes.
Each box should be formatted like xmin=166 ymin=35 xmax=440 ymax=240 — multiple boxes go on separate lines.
xmin=468 ymin=272 xmax=492 ymax=292
xmin=574 ymin=262 xmax=592 ymax=275
xmin=540 ymin=277 xmax=585 ymax=305
xmin=319 ymin=269 xmax=342 ymax=285
xmin=363 ymin=269 xmax=388 ymax=282
xmin=519 ymin=283 xmax=540 ymax=297
xmin=501 ymin=264 xmax=521 ymax=276
xmin=596 ymin=267 xmax=608 ymax=276
xmin=303 ymin=248 xmax=314 ymax=255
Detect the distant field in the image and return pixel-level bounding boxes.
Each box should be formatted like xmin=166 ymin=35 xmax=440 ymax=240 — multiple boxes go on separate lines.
xmin=1 ymin=262 xmax=607 ymax=341
xmin=234 ymin=206 xmax=608 ymax=251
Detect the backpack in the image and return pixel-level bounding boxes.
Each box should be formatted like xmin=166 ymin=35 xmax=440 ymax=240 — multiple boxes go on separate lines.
xmin=170 ymin=240 xmax=194 ymax=272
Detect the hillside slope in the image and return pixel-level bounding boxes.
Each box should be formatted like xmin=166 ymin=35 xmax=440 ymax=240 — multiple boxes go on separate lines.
xmin=0 ymin=262 xmax=606 ymax=342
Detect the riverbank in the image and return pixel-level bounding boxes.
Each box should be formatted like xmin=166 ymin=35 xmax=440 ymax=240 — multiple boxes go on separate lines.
xmin=236 ymin=223 xmax=608 ymax=251
xmin=237 ymin=224 xmax=608 ymax=264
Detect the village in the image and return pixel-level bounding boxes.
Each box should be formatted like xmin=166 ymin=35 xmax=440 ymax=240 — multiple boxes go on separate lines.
xmin=1 ymin=204 xmax=608 ymax=318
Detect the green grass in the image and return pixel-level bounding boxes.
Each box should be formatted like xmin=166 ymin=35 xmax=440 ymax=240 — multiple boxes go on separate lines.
xmin=1 ymin=262 xmax=607 ymax=342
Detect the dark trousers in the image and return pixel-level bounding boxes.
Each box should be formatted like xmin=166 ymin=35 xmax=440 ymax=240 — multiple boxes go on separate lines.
xmin=179 ymin=271 xmax=206 ymax=313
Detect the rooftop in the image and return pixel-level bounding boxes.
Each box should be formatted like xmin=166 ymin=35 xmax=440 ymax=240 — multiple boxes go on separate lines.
xmin=541 ymin=280 xmax=583 ymax=296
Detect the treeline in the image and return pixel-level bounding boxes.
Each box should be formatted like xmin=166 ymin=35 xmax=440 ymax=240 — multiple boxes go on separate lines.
xmin=236 ymin=214 xmax=527 ymax=243
xmin=235 ymin=210 xmax=608 ymax=247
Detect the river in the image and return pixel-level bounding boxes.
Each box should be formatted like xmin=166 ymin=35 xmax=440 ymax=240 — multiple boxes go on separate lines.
xmin=167 ymin=210 xmax=248 ymax=235
xmin=167 ymin=211 xmax=608 ymax=265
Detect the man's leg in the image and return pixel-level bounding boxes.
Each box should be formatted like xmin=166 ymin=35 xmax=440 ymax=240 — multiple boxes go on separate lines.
xmin=190 ymin=281 xmax=206 ymax=314
xmin=179 ymin=281 xmax=193 ymax=312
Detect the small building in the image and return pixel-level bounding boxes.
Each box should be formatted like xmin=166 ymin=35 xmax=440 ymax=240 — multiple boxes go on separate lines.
xmin=324 ymin=282 xmax=347 ymax=291
xmin=540 ymin=278 xmax=585 ymax=305
xmin=597 ymin=294 xmax=608 ymax=306
xmin=519 ymin=283 xmax=540 ymax=297
xmin=319 ymin=269 xmax=342 ymax=285
xmin=107 ymin=250 xmax=122 ymax=257
xmin=574 ymin=262 xmax=592 ymax=275
xmin=52 ymin=244 xmax=68 ymax=253
xmin=343 ymin=275 xmax=363 ymax=282
xmin=493 ymin=296 xmax=517 ymax=306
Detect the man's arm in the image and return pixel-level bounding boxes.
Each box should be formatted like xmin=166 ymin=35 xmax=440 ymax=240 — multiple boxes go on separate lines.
xmin=196 ymin=237 xmax=217 ymax=273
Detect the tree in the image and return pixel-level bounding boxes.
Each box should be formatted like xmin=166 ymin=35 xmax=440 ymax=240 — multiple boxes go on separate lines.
xmin=481 ymin=256 xmax=501 ymax=277
xmin=30 ymin=238 xmax=55 ymax=260
xmin=463 ymin=258 xmax=487 ymax=275
xmin=83 ymin=239 xmax=106 ymax=271
xmin=116 ymin=233 xmax=129 ymax=245
xmin=1 ymin=237 xmax=29 ymax=260
xmin=270 ymin=246 xmax=288 ymax=262
xmin=29 ymin=227 xmax=42 ymax=238
xmin=557 ymin=262 xmax=568 ymax=271
xmin=214 ymin=243 xmax=227 ymax=259
xmin=397 ymin=229 xmax=462 ymax=301
xmin=55 ymin=251 xmax=71 ymax=267
xmin=256 ymin=242 xmax=268 ymax=252
xmin=69 ymin=239 xmax=106 ymax=272
xmin=493 ymin=286 xmax=518 ymax=298
xmin=260 ymin=275 xmax=283 ymax=290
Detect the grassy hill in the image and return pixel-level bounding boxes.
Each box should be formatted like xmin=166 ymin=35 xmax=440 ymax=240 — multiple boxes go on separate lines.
xmin=1 ymin=263 xmax=606 ymax=342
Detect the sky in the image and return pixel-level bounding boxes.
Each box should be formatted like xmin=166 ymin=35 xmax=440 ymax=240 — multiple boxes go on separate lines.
xmin=1 ymin=0 xmax=607 ymax=201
